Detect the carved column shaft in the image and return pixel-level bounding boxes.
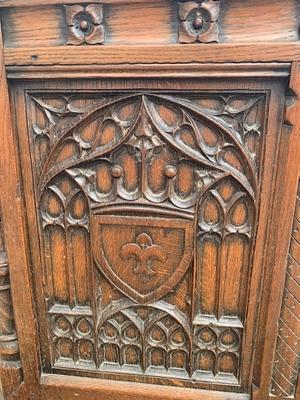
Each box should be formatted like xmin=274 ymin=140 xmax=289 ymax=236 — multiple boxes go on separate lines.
xmin=0 ymin=211 xmax=22 ymax=398
xmin=0 ymin=251 xmax=19 ymax=365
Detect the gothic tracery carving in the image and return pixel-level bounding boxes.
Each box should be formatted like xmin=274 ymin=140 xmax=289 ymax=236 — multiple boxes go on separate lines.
xmin=27 ymin=90 xmax=266 ymax=387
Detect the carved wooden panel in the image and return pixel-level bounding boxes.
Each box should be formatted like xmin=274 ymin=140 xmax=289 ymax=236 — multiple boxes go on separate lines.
xmin=271 ymin=182 xmax=300 ymax=398
xmin=24 ymin=87 xmax=268 ymax=391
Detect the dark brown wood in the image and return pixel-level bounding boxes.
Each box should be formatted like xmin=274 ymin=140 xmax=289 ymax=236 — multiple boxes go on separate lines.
xmin=251 ymin=62 xmax=300 ymax=400
xmin=41 ymin=374 xmax=250 ymax=400
xmin=7 ymin=71 xmax=288 ymax=396
xmin=0 ymin=21 xmax=40 ymax=400
xmin=0 ymin=215 xmax=22 ymax=399
xmin=13 ymin=76 xmax=264 ymax=391
xmin=0 ymin=1 xmax=300 ymax=400
xmin=269 ymin=66 xmax=300 ymax=399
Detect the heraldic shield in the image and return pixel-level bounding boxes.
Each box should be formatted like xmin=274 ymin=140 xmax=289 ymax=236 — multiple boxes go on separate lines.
xmin=91 ymin=213 xmax=194 ymax=304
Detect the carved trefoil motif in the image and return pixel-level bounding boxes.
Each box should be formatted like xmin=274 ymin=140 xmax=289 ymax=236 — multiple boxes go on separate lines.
xmin=98 ymin=305 xmax=190 ymax=375
xmin=65 ymin=4 xmax=105 ymax=45
xmin=193 ymin=325 xmax=241 ymax=380
xmin=179 ymin=0 xmax=220 ymax=43
xmin=27 ymin=90 xmax=266 ymax=389
xmin=50 ymin=310 xmax=95 ymax=365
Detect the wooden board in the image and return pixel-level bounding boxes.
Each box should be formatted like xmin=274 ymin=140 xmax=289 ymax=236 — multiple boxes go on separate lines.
xmin=0 ymin=1 xmax=300 ymax=400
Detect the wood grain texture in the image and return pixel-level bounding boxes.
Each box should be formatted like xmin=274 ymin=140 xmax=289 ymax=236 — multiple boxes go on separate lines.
xmin=105 ymin=1 xmax=177 ymax=44
xmin=252 ymin=63 xmax=300 ymax=400
xmin=1 ymin=1 xmax=300 ymax=399
xmin=1 ymin=6 xmax=66 ymax=48
xmin=1 ymin=0 xmax=299 ymax=48
xmin=41 ymin=373 xmax=250 ymax=400
xmin=220 ymin=0 xmax=300 ymax=43
xmin=4 ymin=43 xmax=300 ymax=66
xmin=270 ymin=182 xmax=300 ymax=398
xmin=22 ymin=82 xmax=264 ymax=389
xmin=0 ymin=213 xmax=21 ymax=400
xmin=0 ymin=1 xmax=177 ymax=48
xmin=5 ymin=63 xmax=291 ymax=80
xmin=0 ymin=0 xmax=149 ymax=6
xmin=0 ymin=21 xmax=40 ymax=400
xmin=9 ymin=72 xmax=287 ymax=399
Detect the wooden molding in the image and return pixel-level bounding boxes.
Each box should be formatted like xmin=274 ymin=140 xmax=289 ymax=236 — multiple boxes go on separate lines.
xmin=41 ymin=374 xmax=250 ymax=400
xmin=252 ymin=63 xmax=300 ymax=400
xmin=5 ymin=63 xmax=291 ymax=79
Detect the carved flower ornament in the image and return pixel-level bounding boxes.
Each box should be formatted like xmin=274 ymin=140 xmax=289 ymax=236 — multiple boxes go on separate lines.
xmin=179 ymin=0 xmax=220 ymax=43
xmin=65 ymin=4 xmax=105 ymax=45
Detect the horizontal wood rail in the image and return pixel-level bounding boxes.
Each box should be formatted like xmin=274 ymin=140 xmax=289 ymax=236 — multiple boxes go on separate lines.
xmin=6 ymin=62 xmax=291 ymax=79
xmin=41 ymin=374 xmax=250 ymax=400
xmin=4 ymin=43 xmax=300 ymax=67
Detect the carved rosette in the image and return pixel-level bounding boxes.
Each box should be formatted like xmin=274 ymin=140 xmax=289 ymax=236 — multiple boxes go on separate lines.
xmin=179 ymin=0 xmax=220 ymax=44
xmin=65 ymin=4 xmax=105 ymax=45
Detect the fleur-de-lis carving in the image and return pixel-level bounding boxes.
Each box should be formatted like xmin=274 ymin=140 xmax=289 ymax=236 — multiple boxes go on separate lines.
xmin=121 ymin=233 xmax=167 ymax=278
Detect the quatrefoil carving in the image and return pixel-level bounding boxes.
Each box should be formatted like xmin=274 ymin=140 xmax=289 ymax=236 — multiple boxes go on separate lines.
xmin=179 ymin=0 xmax=220 ymax=44
xmin=65 ymin=4 xmax=105 ymax=45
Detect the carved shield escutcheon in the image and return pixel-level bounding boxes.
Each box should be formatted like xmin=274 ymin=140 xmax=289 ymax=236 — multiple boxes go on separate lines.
xmin=91 ymin=215 xmax=194 ymax=304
